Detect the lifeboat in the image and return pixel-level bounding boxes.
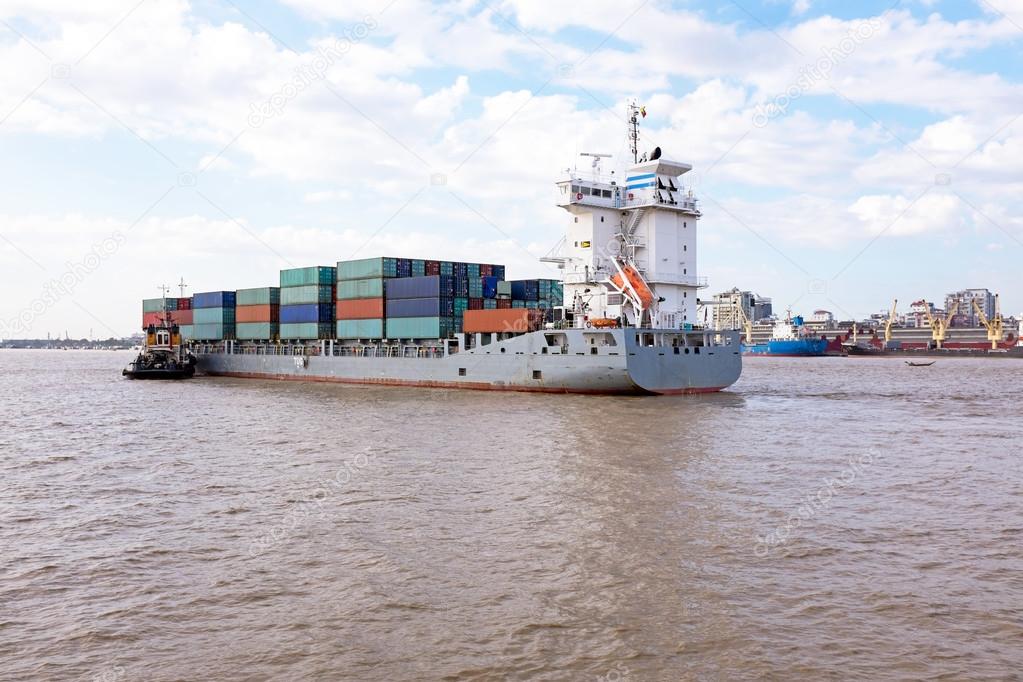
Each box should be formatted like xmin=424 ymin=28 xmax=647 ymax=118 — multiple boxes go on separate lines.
xmin=610 ymin=263 xmax=655 ymax=309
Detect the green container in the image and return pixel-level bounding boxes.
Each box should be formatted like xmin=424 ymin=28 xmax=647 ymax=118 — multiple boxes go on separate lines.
xmin=512 ymin=300 xmax=525 ymax=308
xmin=484 ymin=299 xmax=497 ymax=309
xmin=496 ymin=281 xmax=512 ymax=297
xmin=193 ymin=323 xmax=235 ymax=340
xmin=236 ymin=287 xmax=280 ymax=306
xmin=337 ymin=277 xmax=384 ymax=300
xmin=280 ymin=284 xmax=334 ymax=305
xmin=236 ymin=322 xmax=278 ymax=340
xmin=179 ymin=324 xmax=194 ymax=340
xmin=386 ymin=316 xmax=453 ymax=339
xmin=280 ymin=266 xmax=336 ymax=288
xmin=454 ymin=297 xmax=469 ymax=316
xmin=337 ymin=257 xmax=398 ymax=281
xmin=280 ymin=322 xmax=333 ymax=340
xmin=193 ymin=307 xmax=236 ymax=325
xmin=411 ymin=260 xmax=425 ymax=277
xmin=142 ymin=298 xmax=175 ymax=313
xmin=337 ymin=319 xmax=384 ymax=339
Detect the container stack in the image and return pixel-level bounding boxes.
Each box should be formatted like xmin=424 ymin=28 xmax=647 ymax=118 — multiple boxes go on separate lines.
xmin=385 ymin=275 xmax=456 ymax=339
xmin=141 ymin=297 xmax=175 ymax=328
xmin=509 ymin=278 xmax=563 ymax=321
xmin=236 ymin=287 xmax=281 ymax=341
xmin=336 ymin=257 xmax=395 ymax=339
xmin=192 ymin=291 xmax=237 ymax=340
xmin=279 ymin=267 xmax=336 ymax=340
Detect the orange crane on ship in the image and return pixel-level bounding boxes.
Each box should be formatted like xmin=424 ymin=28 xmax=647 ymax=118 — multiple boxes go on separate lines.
xmin=922 ymin=300 xmax=958 ymax=349
xmin=972 ymin=295 xmax=1004 ymax=350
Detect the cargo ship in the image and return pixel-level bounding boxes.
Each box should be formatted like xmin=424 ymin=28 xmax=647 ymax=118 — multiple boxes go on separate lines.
xmin=164 ymin=111 xmax=742 ymax=394
xmin=742 ymin=314 xmax=827 ymax=357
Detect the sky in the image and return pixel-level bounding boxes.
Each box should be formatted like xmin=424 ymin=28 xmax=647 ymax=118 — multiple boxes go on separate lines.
xmin=0 ymin=0 xmax=1021 ymax=339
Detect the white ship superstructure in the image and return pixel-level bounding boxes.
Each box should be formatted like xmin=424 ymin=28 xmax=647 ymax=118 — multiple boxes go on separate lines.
xmin=193 ymin=107 xmax=743 ymax=394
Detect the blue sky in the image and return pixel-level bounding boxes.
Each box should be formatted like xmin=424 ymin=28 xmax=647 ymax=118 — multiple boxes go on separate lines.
xmin=0 ymin=0 xmax=1021 ymax=338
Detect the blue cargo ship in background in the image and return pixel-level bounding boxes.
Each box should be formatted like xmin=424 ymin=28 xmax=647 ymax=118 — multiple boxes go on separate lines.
xmin=742 ymin=314 xmax=828 ymax=357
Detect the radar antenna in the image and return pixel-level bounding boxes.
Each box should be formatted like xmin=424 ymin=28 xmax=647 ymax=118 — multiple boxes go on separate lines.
xmin=579 ymin=152 xmax=611 ymax=179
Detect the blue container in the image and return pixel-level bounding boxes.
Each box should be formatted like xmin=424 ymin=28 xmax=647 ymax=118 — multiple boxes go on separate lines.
xmin=396 ymin=258 xmax=412 ymax=278
xmin=510 ymin=281 xmax=539 ymax=300
xmin=386 ymin=297 xmax=453 ymax=318
xmin=492 ymin=265 xmax=506 ymax=280
xmin=482 ymin=276 xmax=499 ymax=299
xmin=193 ymin=291 xmax=236 ymax=309
xmin=454 ymin=262 xmax=468 ymax=277
xmin=280 ymin=303 xmax=333 ymax=324
xmin=385 ymin=275 xmax=454 ymax=300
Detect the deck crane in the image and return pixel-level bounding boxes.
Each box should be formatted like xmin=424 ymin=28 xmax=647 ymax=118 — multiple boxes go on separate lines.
xmin=972 ymin=295 xmax=1004 ymax=350
xmin=884 ymin=299 xmax=898 ymax=347
xmin=922 ymin=300 xmax=958 ymax=349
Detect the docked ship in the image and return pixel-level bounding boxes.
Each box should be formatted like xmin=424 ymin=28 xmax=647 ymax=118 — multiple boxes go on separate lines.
xmin=188 ymin=109 xmax=743 ymax=394
xmin=742 ymin=314 xmax=827 ymax=357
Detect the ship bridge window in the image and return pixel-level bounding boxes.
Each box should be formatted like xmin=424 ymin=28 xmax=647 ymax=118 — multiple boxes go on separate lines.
xmin=602 ymin=189 xmax=612 ymax=198
xmin=572 ymin=185 xmax=580 ymax=194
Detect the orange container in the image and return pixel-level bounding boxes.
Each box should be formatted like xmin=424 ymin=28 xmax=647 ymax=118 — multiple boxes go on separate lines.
xmin=337 ymin=298 xmax=384 ymax=320
xmin=463 ymin=309 xmax=540 ymax=333
xmin=236 ymin=304 xmax=278 ymax=323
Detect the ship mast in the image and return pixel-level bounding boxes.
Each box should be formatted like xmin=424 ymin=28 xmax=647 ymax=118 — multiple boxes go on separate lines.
xmin=628 ymin=102 xmax=642 ymax=163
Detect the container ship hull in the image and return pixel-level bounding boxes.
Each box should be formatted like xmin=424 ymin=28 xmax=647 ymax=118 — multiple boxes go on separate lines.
xmin=196 ymin=329 xmax=742 ymax=395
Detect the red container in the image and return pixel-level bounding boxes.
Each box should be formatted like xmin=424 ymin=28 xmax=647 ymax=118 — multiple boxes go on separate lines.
xmin=169 ymin=309 xmax=193 ymax=325
xmin=463 ymin=309 xmax=541 ymax=333
xmin=468 ymin=297 xmax=484 ymax=310
xmin=142 ymin=312 xmax=163 ymax=328
xmin=337 ymin=298 xmax=384 ymax=320
xmin=176 ymin=297 xmax=192 ymax=310
xmin=425 ymin=260 xmax=440 ymax=276
xmin=480 ymin=264 xmax=492 ymax=277
xmin=496 ymin=298 xmax=512 ymax=309
xmin=236 ymin=304 xmax=278 ymax=323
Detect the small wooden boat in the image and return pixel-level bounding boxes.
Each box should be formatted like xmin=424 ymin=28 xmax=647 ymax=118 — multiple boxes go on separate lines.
xmin=905 ymin=360 xmax=936 ymax=367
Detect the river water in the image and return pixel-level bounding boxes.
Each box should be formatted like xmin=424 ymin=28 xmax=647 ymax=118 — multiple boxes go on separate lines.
xmin=1 ymin=350 xmax=1021 ymax=681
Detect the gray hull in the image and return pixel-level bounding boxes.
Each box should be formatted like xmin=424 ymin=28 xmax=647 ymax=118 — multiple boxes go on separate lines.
xmin=196 ymin=328 xmax=742 ymax=395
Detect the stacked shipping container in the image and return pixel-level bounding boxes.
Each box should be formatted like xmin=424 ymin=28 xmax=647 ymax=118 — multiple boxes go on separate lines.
xmin=144 ymin=258 xmax=535 ymax=345
xmin=385 ymin=275 xmax=456 ymax=339
xmin=279 ymin=267 xmax=336 ymax=340
xmin=192 ymin=291 xmax=236 ymax=340
xmin=336 ymin=257 xmax=394 ymax=339
xmin=236 ymin=287 xmax=281 ymax=340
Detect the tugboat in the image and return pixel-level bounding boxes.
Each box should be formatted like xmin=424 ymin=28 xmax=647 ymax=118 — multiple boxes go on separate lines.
xmin=123 ymin=320 xmax=196 ymax=379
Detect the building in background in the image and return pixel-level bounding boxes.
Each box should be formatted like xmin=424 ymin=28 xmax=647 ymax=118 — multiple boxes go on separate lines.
xmin=906 ymin=300 xmax=939 ymax=328
xmin=711 ymin=288 xmax=772 ymax=329
xmin=945 ymin=288 xmax=995 ymax=327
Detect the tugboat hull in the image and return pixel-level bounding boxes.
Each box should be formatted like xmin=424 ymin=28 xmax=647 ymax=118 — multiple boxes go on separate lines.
xmin=123 ymin=365 xmax=195 ymax=380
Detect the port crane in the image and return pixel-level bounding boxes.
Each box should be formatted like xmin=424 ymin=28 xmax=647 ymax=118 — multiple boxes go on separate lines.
xmin=732 ymin=301 xmax=754 ymax=345
xmin=884 ymin=299 xmax=898 ymax=347
xmin=972 ymin=295 xmax=1004 ymax=350
xmin=922 ymin=300 xmax=958 ymax=349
